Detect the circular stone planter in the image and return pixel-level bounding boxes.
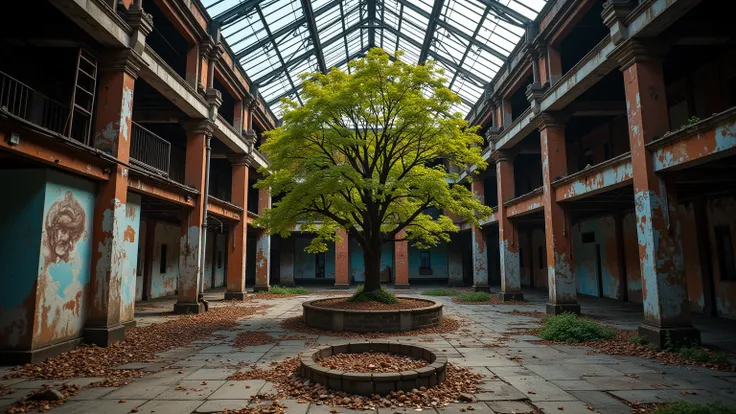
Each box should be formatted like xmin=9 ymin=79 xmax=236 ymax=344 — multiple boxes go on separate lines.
xmin=300 ymin=342 xmax=447 ymax=395
xmin=302 ymin=297 xmax=442 ymax=333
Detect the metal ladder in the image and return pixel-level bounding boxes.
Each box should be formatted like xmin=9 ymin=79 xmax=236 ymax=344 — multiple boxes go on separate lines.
xmin=66 ymin=48 xmax=98 ymax=144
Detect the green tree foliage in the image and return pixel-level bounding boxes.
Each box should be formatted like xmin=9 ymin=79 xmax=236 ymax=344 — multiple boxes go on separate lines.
xmin=255 ymin=48 xmax=491 ymax=293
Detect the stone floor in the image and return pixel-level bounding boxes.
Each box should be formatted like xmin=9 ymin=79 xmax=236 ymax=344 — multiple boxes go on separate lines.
xmin=2 ymin=287 xmax=736 ymax=414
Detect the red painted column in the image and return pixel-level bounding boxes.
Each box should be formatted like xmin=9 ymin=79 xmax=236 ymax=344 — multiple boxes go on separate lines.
xmin=85 ymin=53 xmax=140 ymax=346
xmin=539 ymin=113 xmax=580 ymax=314
xmin=394 ymin=230 xmax=409 ymax=288
xmin=616 ymin=40 xmax=699 ymax=347
xmin=254 ymin=188 xmax=271 ymax=292
xmin=225 ymin=155 xmax=251 ymax=300
xmin=174 ymin=121 xmax=211 ymax=314
xmin=495 ymin=153 xmax=523 ymax=301
xmin=471 ymin=180 xmax=489 ymax=292
xmin=335 ymin=229 xmax=350 ymax=289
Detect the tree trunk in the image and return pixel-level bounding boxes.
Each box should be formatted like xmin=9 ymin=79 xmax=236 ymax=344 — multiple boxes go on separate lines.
xmin=363 ymin=241 xmax=382 ymax=293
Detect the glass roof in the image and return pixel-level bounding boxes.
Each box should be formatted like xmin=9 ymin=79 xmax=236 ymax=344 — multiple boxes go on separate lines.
xmin=201 ymin=0 xmax=547 ymax=118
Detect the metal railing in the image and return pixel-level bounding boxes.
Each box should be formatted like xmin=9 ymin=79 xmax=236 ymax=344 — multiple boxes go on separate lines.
xmin=0 ymin=70 xmax=71 ymax=138
xmin=131 ymin=121 xmax=171 ymax=176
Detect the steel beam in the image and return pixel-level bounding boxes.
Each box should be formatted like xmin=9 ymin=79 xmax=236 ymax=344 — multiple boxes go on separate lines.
xmin=233 ymin=0 xmax=345 ymax=59
xmin=449 ymin=6 xmax=490 ymax=87
xmin=474 ymin=0 xmax=531 ymax=27
xmin=418 ymin=0 xmax=445 ymax=64
xmin=368 ymin=0 xmax=377 ymax=48
xmin=300 ymin=0 xmax=327 ymax=73
xmin=395 ymin=0 xmax=507 ymax=61
xmin=256 ymin=5 xmax=302 ymax=104
xmin=338 ymin=0 xmax=352 ymax=73
xmin=266 ymin=47 xmax=370 ymax=106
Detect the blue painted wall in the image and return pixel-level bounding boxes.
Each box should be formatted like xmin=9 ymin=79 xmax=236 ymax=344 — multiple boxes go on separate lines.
xmin=348 ymin=239 xmax=394 ymax=283
xmin=573 ymin=216 xmax=621 ymax=299
xmin=294 ymin=235 xmax=336 ymax=279
xmin=408 ymin=243 xmax=449 ymax=279
xmin=0 ymin=170 xmax=46 ymax=348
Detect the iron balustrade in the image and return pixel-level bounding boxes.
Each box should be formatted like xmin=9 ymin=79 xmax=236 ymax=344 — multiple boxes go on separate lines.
xmin=131 ymin=121 xmax=172 ymax=176
xmin=0 ymin=70 xmax=73 ymax=140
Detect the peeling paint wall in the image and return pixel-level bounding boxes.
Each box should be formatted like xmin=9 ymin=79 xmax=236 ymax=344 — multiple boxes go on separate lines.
xmin=135 ymin=221 xmax=146 ymax=301
xmin=294 ymin=235 xmax=335 ymax=279
xmin=572 ymin=216 xmax=621 ymax=300
xmin=707 ymin=197 xmax=736 ymax=319
xmin=149 ymin=222 xmax=181 ymax=298
xmin=349 ymin=240 xmax=393 ymax=283
xmin=408 ymin=243 xmax=449 ymax=280
xmin=120 ymin=193 xmax=141 ymax=323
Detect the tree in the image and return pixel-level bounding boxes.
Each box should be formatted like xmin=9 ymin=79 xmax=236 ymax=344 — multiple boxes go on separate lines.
xmin=255 ymin=48 xmax=491 ymax=297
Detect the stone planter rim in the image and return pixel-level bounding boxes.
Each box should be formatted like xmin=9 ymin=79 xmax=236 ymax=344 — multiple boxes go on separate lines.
xmin=302 ymin=296 xmax=442 ymax=314
xmin=300 ymin=341 xmax=447 ymax=395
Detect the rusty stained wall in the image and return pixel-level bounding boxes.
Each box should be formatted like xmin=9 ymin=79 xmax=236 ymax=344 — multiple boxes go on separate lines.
xmin=572 ymin=216 xmax=622 ymax=300
xmin=120 ymin=193 xmax=141 ymax=323
xmin=621 ymin=212 xmax=643 ymax=303
xmin=148 ymin=222 xmax=181 ymax=299
xmin=706 ymin=197 xmax=736 ymax=319
xmin=0 ymin=169 xmax=95 ymax=350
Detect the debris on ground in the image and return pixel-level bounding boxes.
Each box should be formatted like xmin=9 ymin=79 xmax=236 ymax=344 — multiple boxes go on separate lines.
xmin=280 ymin=316 xmax=461 ymax=338
xmin=316 ymin=351 xmax=428 ymax=373
xmin=5 ymin=384 xmax=79 ymax=413
xmin=5 ymin=304 xmax=271 ymax=382
xmin=231 ymin=332 xmax=309 ymax=349
xmin=228 ymin=356 xmax=484 ymax=410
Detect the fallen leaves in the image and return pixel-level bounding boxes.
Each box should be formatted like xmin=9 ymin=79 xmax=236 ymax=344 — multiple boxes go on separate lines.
xmin=316 ymin=352 xmax=428 ymax=373
xmin=228 ymin=356 xmax=484 ymax=411
xmin=280 ymin=316 xmax=461 ymax=338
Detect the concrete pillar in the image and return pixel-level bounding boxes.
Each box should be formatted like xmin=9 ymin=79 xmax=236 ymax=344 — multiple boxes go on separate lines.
xmin=280 ymin=236 xmax=295 ymax=287
xmin=254 ymin=188 xmax=271 ymax=292
xmin=394 ymin=230 xmax=409 ymax=288
xmin=85 ymin=51 xmax=141 ymax=346
xmin=615 ymin=40 xmax=699 ymax=347
xmin=470 ymin=180 xmax=489 ymax=292
xmin=225 ymin=155 xmax=251 ymax=300
xmin=174 ymin=120 xmax=212 ymax=314
xmin=495 ymin=154 xmax=523 ymax=301
xmin=335 ymin=229 xmax=350 ymax=288
xmin=539 ymin=112 xmax=580 ymax=315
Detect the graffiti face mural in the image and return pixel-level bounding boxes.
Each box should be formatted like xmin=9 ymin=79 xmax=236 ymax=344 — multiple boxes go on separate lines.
xmin=44 ymin=191 xmax=86 ymax=262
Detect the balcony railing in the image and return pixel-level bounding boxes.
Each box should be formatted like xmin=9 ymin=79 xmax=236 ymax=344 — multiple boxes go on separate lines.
xmin=131 ymin=121 xmax=171 ymax=176
xmin=0 ymin=70 xmax=72 ymax=140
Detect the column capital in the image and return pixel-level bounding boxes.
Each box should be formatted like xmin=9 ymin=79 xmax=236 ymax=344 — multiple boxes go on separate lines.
xmin=99 ymin=49 xmax=146 ymax=79
xmin=602 ymin=0 xmax=636 ymax=45
xmin=228 ymin=153 xmax=255 ymax=166
xmin=209 ymin=43 xmax=225 ymax=63
xmin=609 ymin=38 xmax=667 ymax=70
xmin=490 ymin=150 xmax=514 ymax=164
xmin=125 ymin=3 xmax=153 ymax=37
xmin=199 ymin=39 xmax=216 ymax=58
xmin=182 ymin=119 xmax=214 ymax=136
xmin=537 ymin=112 xmax=567 ymax=130
xmin=484 ymin=125 xmax=501 ymax=143
xmin=526 ymin=82 xmax=547 ymax=114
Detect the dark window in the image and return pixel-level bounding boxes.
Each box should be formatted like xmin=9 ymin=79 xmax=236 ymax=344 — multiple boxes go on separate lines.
xmin=420 ymin=251 xmax=431 ymax=268
xmin=316 ymin=253 xmax=326 ymax=278
xmin=160 ymin=244 xmax=168 ymax=274
xmin=137 ymin=248 xmax=143 ymax=276
xmin=715 ymin=226 xmax=736 ymax=281
xmin=603 ymin=142 xmax=611 ymax=160
xmin=217 ymin=251 xmax=223 ymax=269
xmin=519 ymin=248 xmax=524 ymax=267
xmin=582 ymin=232 xmax=596 ymax=244
xmin=538 ymin=246 xmax=545 ymax=270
